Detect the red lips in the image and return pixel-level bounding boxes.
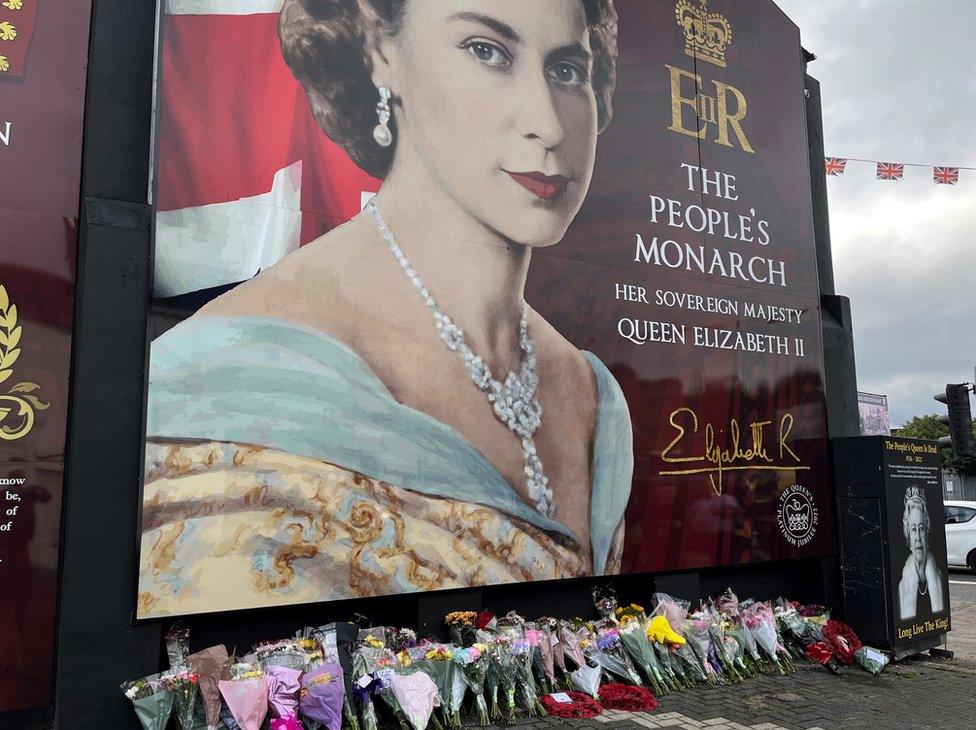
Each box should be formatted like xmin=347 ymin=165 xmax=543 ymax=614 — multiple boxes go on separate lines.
xmin=506 ymin=171 xmax=569 ymax=200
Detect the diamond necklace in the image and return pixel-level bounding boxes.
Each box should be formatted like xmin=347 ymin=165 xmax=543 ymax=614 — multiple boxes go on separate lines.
xmin=366 ymin=200 xmax=555 ymax=518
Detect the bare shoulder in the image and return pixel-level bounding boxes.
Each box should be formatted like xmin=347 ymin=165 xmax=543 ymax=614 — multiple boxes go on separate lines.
xmin=194 ymin=217 xmax=370 ymax=338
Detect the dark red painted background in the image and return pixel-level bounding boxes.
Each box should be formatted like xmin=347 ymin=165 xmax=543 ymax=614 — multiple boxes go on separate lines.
xmin=526 ymin=0 xmax=831 ymax=571
xmin=0 ymin=0 xmax=93 ymax=711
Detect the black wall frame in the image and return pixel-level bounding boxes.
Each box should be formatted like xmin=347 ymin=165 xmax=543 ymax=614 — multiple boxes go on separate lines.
xmin=5 ymin=5 xmax=857 ymax=728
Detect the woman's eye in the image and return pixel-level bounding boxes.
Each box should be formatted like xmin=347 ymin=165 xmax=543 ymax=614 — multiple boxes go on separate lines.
xmin=466 ymin=41 xmax=509 ymax=67
xmin=548 ymin=62 xmax=586 ymax=85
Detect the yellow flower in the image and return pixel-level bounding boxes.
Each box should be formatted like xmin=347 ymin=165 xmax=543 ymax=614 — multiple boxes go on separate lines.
xmin=0 ymin=55 xmax=8 ymax=73
xmin=364 ymin=635 xmax=385 ymax=649
xmin=0 ymin=22 xmax=17 ymax=41
xmin=2 ymin=0 xmax=23 ymax=10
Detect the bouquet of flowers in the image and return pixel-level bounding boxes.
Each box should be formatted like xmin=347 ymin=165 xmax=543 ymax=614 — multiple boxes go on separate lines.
xmin=523 ymin=626 xmax=552 ymax=695
xmin=263 ymin=664 xmax=302 ymax=725
xmin=218 ymin=661 xmax=269 ymax=730
xmin=592 ymin=584 xmax=618 ymax=620
xmin=853 ymin=646 xmax=889 ymax=676
xmin=557 ymin=621 xmax=591 ymax=671
xmin=512 ymin=638 xmax=547 ymax=716
xmin=742 ymin=604 xmax=792 ymax=674
xmin=822 ymin=620 xmax=863 ymax=666
xmin=357 ymin=631 xmax=414 ymax=730
xmin=590 ymin=626 xmax=643 ymax=687
xmin=535 ymin=618 xmax=562 ymax=690
xmin=167 ymin=669 xmax=200 ymax=730
xmin=443 ymin=611 xmax=477 ymax=647
xmin=122 ymin=673 xmax=174 ymax=730
xmin=299 ymin=664 xmax=346 ymax=730
xmin=165 ymin=624 xmax=191 ymax=671
xmin=682 ymin=619 xmax=721 ymax=682
xmin=616 ymin=613 xmax=666 ymax=695
xmin=454 ymin=644 xmax=490 ymax=726
xmin=413 ymin=644 xmax=464 ymax=728
xmin=388 ymin=628 xmax=419 ymax=655
xmin=490 ymin=637 xmax=519 ymax=725
xmin=186 ymin=645 xmax=231 ymax=730
xmin=568 ymin=662 xmax=602 ymax=700
xmin=391 ymin=671 xmax=441 ymax=730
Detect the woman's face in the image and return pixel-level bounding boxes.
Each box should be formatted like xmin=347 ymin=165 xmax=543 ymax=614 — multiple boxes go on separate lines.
xmin=907 ymin=506 xmax=928 ymax=568
xmin=383 ymin=0 xmax=600 ymax=247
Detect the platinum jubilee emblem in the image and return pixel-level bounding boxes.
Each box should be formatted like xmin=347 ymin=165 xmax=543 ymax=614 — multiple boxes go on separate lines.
xmin=778 ymin=484 xmax=819 ymax=547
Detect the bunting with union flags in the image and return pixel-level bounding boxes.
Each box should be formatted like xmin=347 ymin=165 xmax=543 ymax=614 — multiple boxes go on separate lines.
xmin=824 ymin=157 xmax=969 ymax=186
xmin=0 ymin=0 xmax=39 ymax=77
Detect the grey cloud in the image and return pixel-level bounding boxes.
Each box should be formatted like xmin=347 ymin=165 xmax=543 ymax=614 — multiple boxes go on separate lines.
xmin=777 ymin=0 xmax=976 ymax=424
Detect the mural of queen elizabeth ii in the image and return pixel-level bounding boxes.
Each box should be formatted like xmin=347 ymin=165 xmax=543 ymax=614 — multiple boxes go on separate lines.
xmin=139 ymin=0 xmax=633 ymax=618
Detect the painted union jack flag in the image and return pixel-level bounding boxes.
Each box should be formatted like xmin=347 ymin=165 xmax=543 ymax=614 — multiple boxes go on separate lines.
xmin=824 ymin=157 xmax=847 ymax=176
xmin=933 ymin=166 xmax=960 ymax=185
xmin=876 ymin=162 xmax=904 ymax=181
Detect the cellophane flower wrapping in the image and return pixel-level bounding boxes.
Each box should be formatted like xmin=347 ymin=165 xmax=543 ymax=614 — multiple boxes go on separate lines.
xmin=683 ymin=620 xmax=719 ymax=681
xmin=490 ymin=638 xmax=519 ymax=725
xmin=512 ymin=638 xmax=547 ymax=716
xmin=650 ymin=593 xmax=690 ymax=630
xmin=218 ymin=663 xmax=268 ymax=730
xmin=391 ymin=671 xmax=440 ymax=730
xmin=569 ymin=662 xmax=602 ymax=699
xmin=165 ymin=625 xmax=191 ymax=671
xmin=265 ymin=664 xmax=302 ymax=721
xmin=617 ymin=620 xmax=666 ymax=695
xmin=168 ymin=669 xmax=201 ymax=730
xmin=187 ymin=645 xmax=231 ymax=730
xmin=535 ymin=619 xmax=561 ymax=687
xmin=742 ymin=604 xmax=789 ymax=673
xmin=854 ymin=646 xmax=889 ymax=676
xmin=122 ymin=672 xmax=175 ymax=730
xmin=354 ymin=634 xmax=395 ymax=730
xmin=454 ymin=645 xmax=490 ymax=726
xmin=299 ymin=664 xmax=345 ymax=730
xmin=591 ymin=627 xmax=643 ymax=686
xmin=592 ymin=585 xmax=618 ymax=621
xmin=412 ymin=644 xmax=464 ymax=727
xmin=557 ymin=624 xmax=590 ymax=670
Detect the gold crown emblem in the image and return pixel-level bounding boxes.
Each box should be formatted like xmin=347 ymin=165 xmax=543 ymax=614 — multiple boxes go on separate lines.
xmin=675 ymin=0 xmax=732 ymax=68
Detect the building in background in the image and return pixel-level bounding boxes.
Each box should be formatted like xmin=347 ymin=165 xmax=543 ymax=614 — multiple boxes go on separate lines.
xmin=859 ymin=391 xmax=891 ymax=436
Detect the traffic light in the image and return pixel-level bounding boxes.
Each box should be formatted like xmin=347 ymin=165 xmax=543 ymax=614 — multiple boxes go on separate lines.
xmin=934 ymin=383 xmax=975 ymax=459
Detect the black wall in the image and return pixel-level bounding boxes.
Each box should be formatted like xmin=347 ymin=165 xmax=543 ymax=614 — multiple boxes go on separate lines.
xmin=51 ymin=1 xmax=161 ymax=728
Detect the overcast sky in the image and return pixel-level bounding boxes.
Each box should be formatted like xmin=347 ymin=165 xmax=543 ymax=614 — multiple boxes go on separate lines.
xmin=775 ymin=0 xmax=976 ymax=426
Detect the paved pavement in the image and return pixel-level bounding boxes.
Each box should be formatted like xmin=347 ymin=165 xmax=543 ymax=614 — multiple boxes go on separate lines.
xmin=489 ymin=652 xmax=976 ymax=730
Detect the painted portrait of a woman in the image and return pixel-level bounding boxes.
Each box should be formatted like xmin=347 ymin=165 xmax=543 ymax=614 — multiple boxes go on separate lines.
xmin=139 ymin=0 xmax=633 ymax=618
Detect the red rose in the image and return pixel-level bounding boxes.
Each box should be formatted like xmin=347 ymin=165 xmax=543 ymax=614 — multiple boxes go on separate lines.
xmin=475 ymin=610 xmax=495 ymax=630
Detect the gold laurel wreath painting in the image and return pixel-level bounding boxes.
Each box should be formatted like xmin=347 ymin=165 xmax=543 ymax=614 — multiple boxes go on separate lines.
xmin=0 ymin=284 xmax=48 ymax=440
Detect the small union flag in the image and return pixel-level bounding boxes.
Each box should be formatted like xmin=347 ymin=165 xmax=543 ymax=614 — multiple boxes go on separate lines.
xmin=933 ymin=166 xmax=959 ymax=186
xmin=876 ymin=162 xmax=904 ymax=181
xmin=824 ymin=157 xmax=847 ymax=176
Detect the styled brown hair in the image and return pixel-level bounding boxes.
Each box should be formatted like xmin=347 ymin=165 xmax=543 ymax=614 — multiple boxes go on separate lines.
xmin=279 ymin=0 xmax=618 ymax=179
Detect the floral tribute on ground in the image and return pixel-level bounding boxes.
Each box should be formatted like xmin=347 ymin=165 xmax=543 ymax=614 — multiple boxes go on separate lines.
xmin=122 ymin=586 xmax=888 ymax=729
